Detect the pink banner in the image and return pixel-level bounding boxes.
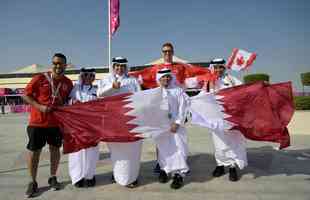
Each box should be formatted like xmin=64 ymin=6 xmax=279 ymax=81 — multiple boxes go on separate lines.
xmin=0 ymin=88 xmax=8 ymax=96
xmin=110 ymin=0 xmax=120 ymax=36
xmin=10 ymin=105 xmax=30 ymax=113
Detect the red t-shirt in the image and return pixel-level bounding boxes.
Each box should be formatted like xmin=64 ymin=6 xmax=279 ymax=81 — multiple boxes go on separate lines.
xmin=24 ymin=72 xmax=73 ymax=127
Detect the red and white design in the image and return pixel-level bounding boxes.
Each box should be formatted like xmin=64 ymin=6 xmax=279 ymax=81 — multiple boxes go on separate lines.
xmin=226 ymin=48 xmax=257 ymax=71
xmin=190 ymin=81 xmax=294 ymax=149
xmin=53 ymin=82 xmax=294 ymax=154
xmin=53 ymin=88 xmax=170 ymax=153
xmin=129 ymin=63 xmax=213 ymax=89
xmin=110 ymin=0 xmax=120 ymax=36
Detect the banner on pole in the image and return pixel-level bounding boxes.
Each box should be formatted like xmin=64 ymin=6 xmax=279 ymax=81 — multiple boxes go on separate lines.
xmin=110 ymin=0 xmax=120 ymax=36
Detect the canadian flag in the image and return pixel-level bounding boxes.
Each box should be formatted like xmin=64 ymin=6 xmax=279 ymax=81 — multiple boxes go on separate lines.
xmin=226 ymin=48 xmax=257 ymax=71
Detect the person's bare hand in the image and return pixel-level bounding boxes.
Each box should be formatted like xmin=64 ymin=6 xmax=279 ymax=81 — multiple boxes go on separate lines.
xmin=72 ymin=100 xmax=81 ymax=104
xmin=170 ymin=122 xmax=179 ymax=133
xmin=112 ymin=82 xmax=121 ymax=89
xmin=209 ymin=81 xmax=215 ymax=90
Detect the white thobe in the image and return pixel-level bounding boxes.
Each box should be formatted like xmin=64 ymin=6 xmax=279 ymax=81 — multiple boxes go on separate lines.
xmin=211 ymin=74 xmax=248 ymax=169
xmin=97 ymin=74 xmax=143 ymax=186
xmin=68 ymin=84 xmax=100 ymax=184
xmin=154 ymin=86 xmax=190 ymax=175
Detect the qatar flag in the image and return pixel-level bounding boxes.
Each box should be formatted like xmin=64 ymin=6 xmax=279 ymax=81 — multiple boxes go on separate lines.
xmin=190 ymin=81 xmax=294 ymax=149
xmin=226 ymin=48 xmax=257 ymax=71
xmin=53 ymin=88 xmax=171 ymax=153
xmin=53 ymin=82 xmax=294 ymax=154
xmin=110 ymin=0 xmax=120 ymax=36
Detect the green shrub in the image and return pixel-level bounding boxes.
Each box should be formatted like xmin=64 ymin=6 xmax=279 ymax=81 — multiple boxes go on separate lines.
xmin=301 ymin=72 xmax=310 ymax=86
xmin=294 ymin=96 xmax=310 ymax=110
xmin=243 ymin=73 xmax=270 ymax=84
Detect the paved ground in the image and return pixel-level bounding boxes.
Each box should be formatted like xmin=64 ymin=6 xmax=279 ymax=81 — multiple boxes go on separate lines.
xmin=0 ymin=113 xmax=309 ymax=200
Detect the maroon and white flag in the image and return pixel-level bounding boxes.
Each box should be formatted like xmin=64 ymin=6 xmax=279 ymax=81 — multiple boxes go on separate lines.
xmin=110 ymin=0 xmax=120 ymax=36
xmin=53 ymin=88 xmax=170 ymax=153
xmin=53 ymin=82 xmax=294 ymax=154
xmin=226 ymin=48 xmax=257 ymax=71
xmin=190 ymin=81 xmax=294 ymax=149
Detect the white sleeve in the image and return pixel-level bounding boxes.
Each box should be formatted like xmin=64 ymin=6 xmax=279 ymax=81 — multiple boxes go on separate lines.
xmin=175 ymin=89 xmax=190 ymax=125
xmin=232 ymin=76 xmax=243 ymax=86
xmin=134 ymin=78 xmax=141 ymax=92
xmin=97 ymin=78 xmax=114 ymax=97
xmin=68 ymin=85 xmax=78 ymax=105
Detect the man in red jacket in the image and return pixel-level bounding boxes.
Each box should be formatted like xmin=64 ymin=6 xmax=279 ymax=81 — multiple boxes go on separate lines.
xmin=23 ymin=53 xmax=73 ymax=198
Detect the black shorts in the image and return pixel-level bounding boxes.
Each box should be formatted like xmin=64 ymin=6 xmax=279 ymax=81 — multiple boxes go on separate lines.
xmin=26 ymin=126 xmax=63 ymax=151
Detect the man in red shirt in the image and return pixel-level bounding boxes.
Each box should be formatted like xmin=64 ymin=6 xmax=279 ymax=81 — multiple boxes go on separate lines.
xmin=130 ymin=42 xmax=211 ymax=89
xmin=23 ymin=53 xmax=73 ymax=198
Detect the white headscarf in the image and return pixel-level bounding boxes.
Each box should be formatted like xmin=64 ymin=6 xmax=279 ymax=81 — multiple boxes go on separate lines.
xmin=112 ymin=56 xmax=129 ymax=78
xmin=209 ymin=58 xmax=226 ymax=73
xmin=156 ymin=68 xmax=178 ymax=88
xmin=78 ymin=68 xmax=95 ymax=84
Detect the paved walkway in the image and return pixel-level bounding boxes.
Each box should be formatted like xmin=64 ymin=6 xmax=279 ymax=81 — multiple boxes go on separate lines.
xmin=0 ymin=113 xmax=309 ymax=200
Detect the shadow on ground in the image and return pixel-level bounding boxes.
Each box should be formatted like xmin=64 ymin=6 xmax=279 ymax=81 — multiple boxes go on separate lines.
xmin=93 ymin=146 xmax=310 ymax=188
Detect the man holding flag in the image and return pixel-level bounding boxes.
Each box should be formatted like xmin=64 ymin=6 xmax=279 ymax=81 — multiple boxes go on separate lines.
xmin=208 ymin=58 xmax=247 ymax=182
xmin=97 ymin=57 xmax=142 ymax=188
xmin=130 ymin=42 xmax=212 ymax=89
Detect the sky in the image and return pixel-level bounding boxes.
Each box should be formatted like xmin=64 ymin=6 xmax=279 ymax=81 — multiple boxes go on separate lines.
xmin=1 ymin=0 xmax=309 ymax=90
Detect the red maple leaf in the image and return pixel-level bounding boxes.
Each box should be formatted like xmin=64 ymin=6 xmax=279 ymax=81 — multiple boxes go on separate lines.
xmin=236 ymin=55 xmax=245 ymax=66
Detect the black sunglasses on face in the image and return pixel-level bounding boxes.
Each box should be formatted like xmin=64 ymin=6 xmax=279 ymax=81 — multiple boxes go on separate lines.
xmin=162 ymin=50 xmax=173 ymax=53
xmin=52 ymin=62 xmax=65 ymax=66
xmin=82 ymin=73 xmax=95 ymax=78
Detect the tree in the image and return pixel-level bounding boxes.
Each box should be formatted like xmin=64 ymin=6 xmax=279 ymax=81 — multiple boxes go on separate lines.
xmin=243 ymin=73 xmax=270 ymax=84
xmin=301 ymin=72 xmax=310 ymax=95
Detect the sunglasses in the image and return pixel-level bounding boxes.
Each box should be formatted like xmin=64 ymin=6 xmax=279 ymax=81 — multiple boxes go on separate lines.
xmin=162 ymin=50 xmax=173 ymax=53
xmin=52 ymin=62 xmax=65 ymax=66
xmin=82 ymin=73 xmax=95 ymax=78
xmin=114 ymin=64 xmax=127 ymax=67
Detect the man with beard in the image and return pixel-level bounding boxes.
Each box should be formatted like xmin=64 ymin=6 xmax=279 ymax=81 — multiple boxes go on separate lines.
xmin=23 ymin=53 xmax=73 ymax=198
xmin=97 ymin=57 xmax=142 ymax=188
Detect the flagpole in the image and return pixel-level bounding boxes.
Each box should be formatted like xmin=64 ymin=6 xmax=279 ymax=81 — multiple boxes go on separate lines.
xmin=108 ymin=0 xmax=112 ymax=74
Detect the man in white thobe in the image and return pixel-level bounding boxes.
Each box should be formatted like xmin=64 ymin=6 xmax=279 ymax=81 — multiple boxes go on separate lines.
xmin=97 ymin=57 xmax=142 ymax=188
xmin=209 ymin=58 xmax=247 ymax=182
xmin=155 ymin=68 xmax=190 ymax=189
xmin=68 ymin=68 xmax=99 ymax=187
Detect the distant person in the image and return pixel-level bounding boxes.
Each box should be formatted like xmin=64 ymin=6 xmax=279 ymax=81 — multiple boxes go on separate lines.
xmin=1 ymin=101 xmax=5 ymax=114
xmin=22 ymin=53 xmax=73 ymax=198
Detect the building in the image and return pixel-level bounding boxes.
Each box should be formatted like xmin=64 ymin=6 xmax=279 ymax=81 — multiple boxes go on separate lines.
xmin=0 ymin=56 xmax=210 ymax=113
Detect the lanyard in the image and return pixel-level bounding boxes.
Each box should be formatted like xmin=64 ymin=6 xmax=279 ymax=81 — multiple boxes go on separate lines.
xmin=44 ymin=73 xmax=62 ymax=105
